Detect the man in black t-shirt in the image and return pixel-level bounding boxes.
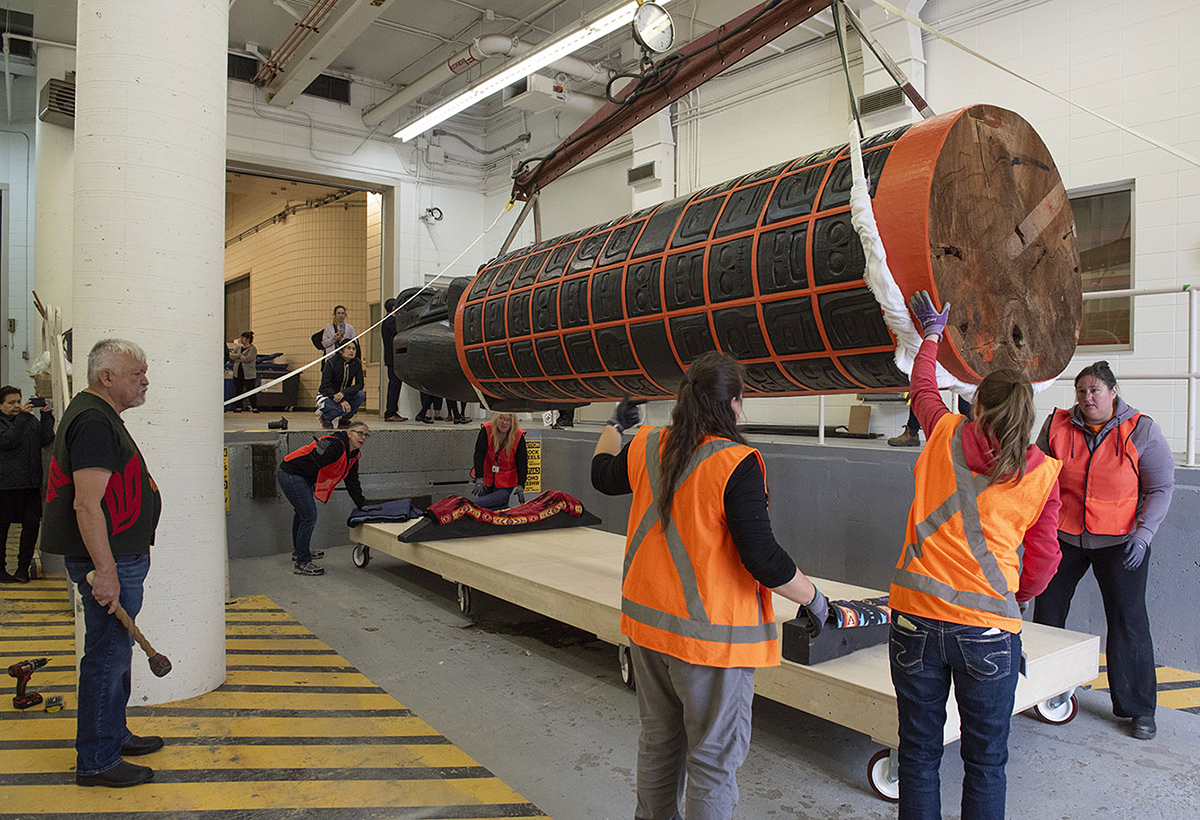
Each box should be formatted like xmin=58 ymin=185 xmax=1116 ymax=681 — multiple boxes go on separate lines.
xmin=42 ymin=339 xmax=163 ymax=789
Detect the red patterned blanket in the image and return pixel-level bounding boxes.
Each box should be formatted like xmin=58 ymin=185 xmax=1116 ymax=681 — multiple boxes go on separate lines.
xmin=425 ymin=490 xmax=585 ymax=527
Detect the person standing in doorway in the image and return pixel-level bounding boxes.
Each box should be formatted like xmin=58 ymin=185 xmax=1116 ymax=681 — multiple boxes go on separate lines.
xmin=380 ymin=298 xmax=407 ymax=422
xmin=229 ymin=331 xmax=259 ymax=413
xmin=321 ymin=305 xmax=357 ymax=355
xmin=1033 ymin=361 xmax=1175 ymax=741
xmin=591 ymin=353 xmax=828 ymax=820
xmin=41 ymin=339 xmax=164 ymax=788
xmin=0 ymin=386 xmax=55 ymax=582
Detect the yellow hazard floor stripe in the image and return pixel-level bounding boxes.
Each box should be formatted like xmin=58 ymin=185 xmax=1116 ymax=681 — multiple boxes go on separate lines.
xmin=0 ymin=581 xmax=550 ymax=818
xmin=1082 ymin=653 xmax=1200 ymax=714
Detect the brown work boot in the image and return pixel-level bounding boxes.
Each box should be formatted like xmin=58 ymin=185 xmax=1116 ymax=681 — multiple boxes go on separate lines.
xmin=888 ymin=427 xmax=921 ymax=447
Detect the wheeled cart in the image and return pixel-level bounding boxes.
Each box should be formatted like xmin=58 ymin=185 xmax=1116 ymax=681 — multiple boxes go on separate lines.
xmin=349 ymin=522 xmax=1099 ymax=801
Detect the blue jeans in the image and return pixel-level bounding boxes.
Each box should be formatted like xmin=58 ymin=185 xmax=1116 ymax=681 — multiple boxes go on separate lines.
xmin=889 ymin=612 xmax=1020 ymax=820
xmin=64 ymin=553 xmax=151 ymax=776
xmin=319 ymin=391 xmax=365 ymax=423
xmin=277 ymin=468 xmax=317 ymax=564
xmin=474 ymin=486 xmax=514 ymax=510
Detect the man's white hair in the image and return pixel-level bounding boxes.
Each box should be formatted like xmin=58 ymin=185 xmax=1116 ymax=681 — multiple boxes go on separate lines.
xmin=88 ymin=339 xmax=147 ymax=383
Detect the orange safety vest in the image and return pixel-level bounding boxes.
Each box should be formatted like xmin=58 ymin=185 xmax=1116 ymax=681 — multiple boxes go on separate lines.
xmin=890 ymin=415 xmax=1061 ymax=634
xmin=622 ymin=426 xmax=779 ymax=668
xmin=283 ymin=436 xmax=361 ymax=503
xmin=1046 ymin=409 xmax=1142 ymax=537
xmin=483 ymin=421 xmax=525 ymax=489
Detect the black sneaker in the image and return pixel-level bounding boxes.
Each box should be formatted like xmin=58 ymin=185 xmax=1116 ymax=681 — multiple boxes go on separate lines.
xmin=294 ymin=561 xmax=325 ymax=576
xmin=121 ymin=735 xmax=164 ymax=756
xmin=310 ymin=550 xmax=325 ymax=560
xmin=1131 ymin=716 xmax=1156 ymax=740
xmin=0 ymin=570 xmax=17 ymax=584
xmin=76 ymin=760 xmax=154 ymax=788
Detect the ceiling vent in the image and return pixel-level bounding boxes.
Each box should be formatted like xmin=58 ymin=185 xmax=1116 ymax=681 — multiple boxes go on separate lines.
xmin=859 ymin=86 xmax=905 ymax=116
xmin=502 ymin=74 xmax=566 ymax=113
xmin=627 ymin=161 xmax=659 ymax=188
xmin=38 ymin=77 xmax=75 ymax=128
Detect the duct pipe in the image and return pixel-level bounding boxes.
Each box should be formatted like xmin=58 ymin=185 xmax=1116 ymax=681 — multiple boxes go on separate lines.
xmin=363 ymin=33 xmax=612 ymax=128
xmin=73 ymin=0 xmax=228 ymax=703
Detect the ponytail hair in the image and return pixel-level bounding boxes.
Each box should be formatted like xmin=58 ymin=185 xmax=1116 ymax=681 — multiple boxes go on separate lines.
xmin=658 ymin=352 xmax=748 ymax=524
xmin=973 ymin=369 xmax=1036 ymax=486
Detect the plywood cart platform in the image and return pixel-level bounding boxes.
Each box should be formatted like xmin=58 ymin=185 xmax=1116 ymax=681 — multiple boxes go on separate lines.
xmin=349 ymin=522 xmax=1099 ymax=801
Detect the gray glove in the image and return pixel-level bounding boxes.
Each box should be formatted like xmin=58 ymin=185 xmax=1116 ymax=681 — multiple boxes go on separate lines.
xmin=609 ymin=397 xmax=647 ymax=434
xmin=512 ymin=488 xmax=526 ymax=505
xmin=1018 ymin=600 xmax=1030 ymax=616
xmin=797 ymin=587 xmax=829 ymax=639
xmin=470 ymin=478 xmax=487 ymax=497
xmin=1123 ymin=538 xmax=1148 ymax=571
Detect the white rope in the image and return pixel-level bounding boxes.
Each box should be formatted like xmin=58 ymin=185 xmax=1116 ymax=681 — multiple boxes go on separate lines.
xmin=865 ymin=0 xmax=1200 ymax=170
xmin=225 ymin=198 xmax=516 ymax=408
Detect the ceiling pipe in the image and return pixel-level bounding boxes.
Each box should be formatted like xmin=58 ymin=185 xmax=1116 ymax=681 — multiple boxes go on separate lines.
xmin=362 ymin=32 xmax=612 ymax=129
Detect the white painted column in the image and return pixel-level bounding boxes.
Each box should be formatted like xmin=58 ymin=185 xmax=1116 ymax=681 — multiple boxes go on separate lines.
xmin=33 ymin=43 xmax=76 ymax=332
xmin=73 ymin=0 xmax=228 ymax=703
xmin=630 ymin=110 xmax=676 ymax=212
xmin=859 ymin=0 xmax=928 ymax=134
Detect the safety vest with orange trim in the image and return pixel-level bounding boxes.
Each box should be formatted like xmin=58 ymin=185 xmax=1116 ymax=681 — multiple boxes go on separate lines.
xmin=622 ymin=426 xmax=779 ymax=668
xmin=1046 ymin=409 xmax=1142 ymax=537
xmin=283 ymin=435 xmax=361 ymax=503
xmin=483 ymin=421 xmax=525 ymax=489
xmin=890 ymin=414 xmax=1062 ymax=634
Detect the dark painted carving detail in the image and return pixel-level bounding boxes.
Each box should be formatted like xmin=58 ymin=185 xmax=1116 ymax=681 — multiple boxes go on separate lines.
xmin=781 ymin=358 xmax=856 ymax=391
xmin=488 ymin=260 xmax=522 ymax=295
xmin=487 ymin=344 xmax=518 ymax=379
xmin=513 ymin=251 xmax=550 ymax=290
xmin=511 ymin=340 xmax=542 ymax=378
xmin=507 ymin=291 xmax=531 ymax=338
xmin=583 ymin=376 xmax=626 ymax=398
xmin=713 ymin=306 xmax=769 ymax=359
xmin=812 ymin=213 xmax=866 ymax=286
xmin=531 ymin=285 xmax=559 ymax=333
xmin=818 ymin=288 xmax=893 ymax=350
xmin=756 ymin=225 xmax=808 ymax=295
xmin=669 ymin=314 xmax=716 ymax=365
xmin=762 ymin=298 xmax=823 ymax=355
xmin=673 ymin=197 xmax=724 ymax=248
xmin=714 ymin=182 xmax=772 ymax=238
xmin=596 ymin=326 xmax=638 ymax=371
xmin=708 ymin=237 xmax=754 ymax=303
xmin=559 ymin=277 xmax=590 ymax=328
xmin=591 ymin=267 xmax=625 ymax=324
xmin=564 ymin=331 xmax=603 ymax=373
xmin=461 ymin=303 xmax=484 ymax=345
xmin=839 ymin=351 xmax=908 ymax=388
xmin=465 ymin=347 xmax=493 ymax=380
xmin=629 ymin=322 xmax=684 ymax=387
xmin=535 ymin=336 xmax=570 ymax=375
xmin=614 ymin=373 xmax=670 ymax=397
xmin=664 ymin=249 xmax=707 ymax=310
xmin=743 ymin=361 xmax=797 ymax=394
xmin=469 ymin=266 xmax=500 ymax=300
xmin=600 ymin=220 xmax=645 ymax=266
xmin=568 ymin=231 xmax=611 ymax=274
xmin=483 ymin=299 xmax=507 ymax=342
xmin=764 ymin=165 xmax=824 ymax=225
xmin=741 ymin=160 xmax=792 ymax=185
xmin=540 ymin=241 xmax=579 ymax=282
xmin=633 ymin=197 xmax=688 ymax=258
xmin=626 ymin=260 xmax=662 ymax=318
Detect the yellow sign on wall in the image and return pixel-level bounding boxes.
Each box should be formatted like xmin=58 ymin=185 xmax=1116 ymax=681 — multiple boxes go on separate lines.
xmin=525 ymin=439 xmax=541 ymax=493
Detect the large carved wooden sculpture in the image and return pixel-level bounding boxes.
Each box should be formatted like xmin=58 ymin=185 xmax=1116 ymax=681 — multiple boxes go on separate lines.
xmin=396 ymin=105 xmax=1081 ymax=409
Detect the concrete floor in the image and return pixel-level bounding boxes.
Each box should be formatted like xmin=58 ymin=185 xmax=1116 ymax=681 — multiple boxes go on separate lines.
xmin=231 ymin=549 xmax=1200 ymax=820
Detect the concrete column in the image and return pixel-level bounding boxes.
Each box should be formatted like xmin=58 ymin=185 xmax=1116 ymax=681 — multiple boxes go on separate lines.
xmin=629 ymin=110 xmax=676 ymax=212
xmin=73 ymin=0 xmax=228 ymax=703
xmin=33 ymin=44 xmax=76 ymax=332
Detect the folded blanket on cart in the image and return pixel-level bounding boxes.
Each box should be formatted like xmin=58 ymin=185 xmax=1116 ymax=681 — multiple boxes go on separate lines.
xmin=828 ymin=596 xmax=891 ymax=629
xmin=400 ymin=490 xmax=601 ymax=542
xmin=347 ymin=498 xmax=423 ymax=527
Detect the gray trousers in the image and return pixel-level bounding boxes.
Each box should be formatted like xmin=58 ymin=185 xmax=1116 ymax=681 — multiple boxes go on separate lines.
xmin=630 ymin=643 xmax=755 ymax=820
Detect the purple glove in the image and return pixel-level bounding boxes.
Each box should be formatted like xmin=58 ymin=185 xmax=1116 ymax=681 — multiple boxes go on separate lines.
xmin=910 ymin=290 xmax=951 ymax=339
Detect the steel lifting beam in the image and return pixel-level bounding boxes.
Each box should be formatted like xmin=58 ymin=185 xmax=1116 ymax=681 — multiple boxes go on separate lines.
xmin=510 ymin=0 xmax=833 ymax=202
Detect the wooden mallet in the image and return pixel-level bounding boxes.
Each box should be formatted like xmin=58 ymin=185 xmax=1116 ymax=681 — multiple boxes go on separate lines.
xmin=85 ymin=571 xmax=173 ymax=677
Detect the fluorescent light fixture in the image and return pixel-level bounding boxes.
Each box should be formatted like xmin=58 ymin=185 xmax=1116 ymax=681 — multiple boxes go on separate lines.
xmin=394 ymin=0 xmax=671 ymax=142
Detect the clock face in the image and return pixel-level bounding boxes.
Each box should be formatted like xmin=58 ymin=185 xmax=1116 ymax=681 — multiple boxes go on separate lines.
xmin=632 ymin=3 xmax=675 ymax=54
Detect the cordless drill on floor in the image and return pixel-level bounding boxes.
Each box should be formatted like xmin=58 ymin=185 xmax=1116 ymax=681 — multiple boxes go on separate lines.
xmin=8 ymin=658 xmax=49 ymax=709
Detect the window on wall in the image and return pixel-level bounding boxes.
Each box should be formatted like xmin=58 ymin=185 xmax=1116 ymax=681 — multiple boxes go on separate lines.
xmin=1070 ymin=184 xmax=1132 ymax=349
xmin=363 ymin=302 xmax=382 ymax=363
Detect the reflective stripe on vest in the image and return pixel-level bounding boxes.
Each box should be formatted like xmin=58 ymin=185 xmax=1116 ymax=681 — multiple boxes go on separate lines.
xmin=893 ymin=422 xmax=1022 ymax=622
xmin=622 ymin=428 xmax=777 ymax=646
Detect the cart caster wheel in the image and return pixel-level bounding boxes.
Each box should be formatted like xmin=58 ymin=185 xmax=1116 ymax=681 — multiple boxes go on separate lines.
xmin=868 ymin=748 xmax=900 ymax=803
xmin=352 ymin=545 xmax=370 ymax=568
xmin=618 ymin=645 xmax=635 ymax=691
xmin=457 ymin=583 xmax=473 ymax=615
xmin=1033 ymin=692 xmax=1079 ymax=725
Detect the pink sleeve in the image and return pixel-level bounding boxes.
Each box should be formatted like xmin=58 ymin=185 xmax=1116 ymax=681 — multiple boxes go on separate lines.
xmin=910 ymin=339 xmax=949 ymax=434
xmin=1016 ymin=479 xmax=1062 ymax=602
